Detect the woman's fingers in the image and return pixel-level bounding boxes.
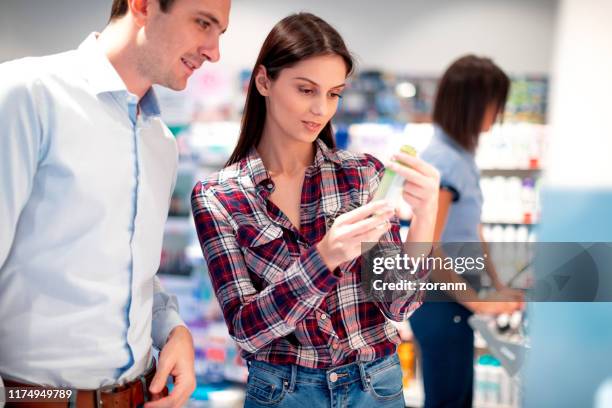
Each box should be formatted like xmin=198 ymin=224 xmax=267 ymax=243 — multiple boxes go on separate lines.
xmin=392 ymin=152 xmax=440 ymax=178
xmin=386 ymin=161 xmax=429 ymax=187
xmin=335 ymin=200 xmax=392 ymax=225
xmin=402 ymin=191 xmax=423 ymax=209
xmin=339 ymin=210 xmax=394 ymax=237
xmin=353 ymin=218 xmax=392 ymax=245
xmin=402 ymin=181 xmax=429 ymax=199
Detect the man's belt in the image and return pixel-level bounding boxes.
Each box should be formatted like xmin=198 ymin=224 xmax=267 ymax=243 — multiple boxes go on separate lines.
xmin=1 ymin=362 xmax=168 ymax=408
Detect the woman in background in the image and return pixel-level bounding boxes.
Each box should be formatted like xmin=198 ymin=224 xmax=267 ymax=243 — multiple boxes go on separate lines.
xmin=192 ymin=12 xmax=440 ymax=408
xmin=409 ymin=55 xmax=524 ymax=408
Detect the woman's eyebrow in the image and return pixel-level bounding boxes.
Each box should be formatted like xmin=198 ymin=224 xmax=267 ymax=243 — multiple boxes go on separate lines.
xmin=293 ymin=77 xmax=346 ymax=89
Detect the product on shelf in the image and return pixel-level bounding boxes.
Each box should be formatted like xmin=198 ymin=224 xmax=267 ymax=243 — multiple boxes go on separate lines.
xmin=470 ymin=313 xmax=528 ymax=408
xmin=474 ymin=354 xmax=521 ymax=407
xmin=397 ymin=342 xmax=416 ymax=388
xmin=476 ymin=123 xmax=548 ymax=170
xmin=481 ymin=175 xmax=541 ymax=225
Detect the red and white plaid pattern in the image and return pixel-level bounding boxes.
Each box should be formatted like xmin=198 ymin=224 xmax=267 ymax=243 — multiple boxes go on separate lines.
xmin=191 ymin=139 xmax=430 ymax=368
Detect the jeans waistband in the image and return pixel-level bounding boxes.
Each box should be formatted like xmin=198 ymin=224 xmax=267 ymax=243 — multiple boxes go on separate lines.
xmin=246 ymin=353 xmax=400 ymax=391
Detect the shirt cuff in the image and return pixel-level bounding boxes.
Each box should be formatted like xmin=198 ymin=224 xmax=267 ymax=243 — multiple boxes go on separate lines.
xmin=295 ymin=246 xmax=342 ymax=297
xmin=151 ymin=308 xmax=186 ymax=349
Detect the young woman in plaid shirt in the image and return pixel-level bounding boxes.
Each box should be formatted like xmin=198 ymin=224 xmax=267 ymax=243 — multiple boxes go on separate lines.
xmin=192 ymin=13 xmax=440 ymax=408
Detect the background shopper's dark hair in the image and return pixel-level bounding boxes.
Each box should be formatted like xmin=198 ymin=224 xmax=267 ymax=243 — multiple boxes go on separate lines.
xmin=109 ymin=0 xmax=176 ymax=21
xmin=433 ymin=55 xmax=510 ymax=152
xmin=226 ymin=12 xmax=354 ymax=166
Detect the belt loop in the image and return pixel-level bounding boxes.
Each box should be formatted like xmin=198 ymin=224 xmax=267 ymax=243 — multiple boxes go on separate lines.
xmin=287 ymin=364 xmax=297 ymax=393
xmin=358 ymin=362 xmax=370 ymax=392
xmin=68 ymin=389 xmax=78 ymax=408
xmin=95 ymin=388 xmax=102 ymax=408
xmin=140 ymin=375 xmax=149 ymax=403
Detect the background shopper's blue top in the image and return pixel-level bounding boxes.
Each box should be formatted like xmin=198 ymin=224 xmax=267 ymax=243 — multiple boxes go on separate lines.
xmin=420 ymin=126 xmax=484 ymax=288
xmin=420 ymin=126 xmax=483 ymax=243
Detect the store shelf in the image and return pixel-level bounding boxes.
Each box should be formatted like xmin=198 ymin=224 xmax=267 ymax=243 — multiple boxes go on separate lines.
xmin=482 ymin=221 xmax=537 ymax=226
xmin=480 ymin=168 xmax=542 ymax=177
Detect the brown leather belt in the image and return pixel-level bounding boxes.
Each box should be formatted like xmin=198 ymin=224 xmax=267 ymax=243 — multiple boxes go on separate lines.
xmin=2 ymin=363 xmax=168 ymax=408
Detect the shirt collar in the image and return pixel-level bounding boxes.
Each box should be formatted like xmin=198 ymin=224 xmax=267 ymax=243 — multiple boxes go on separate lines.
xmin=243 ymin=148 xmax=272 ymax=187
xmin=78 ymin=33 xmax=127 ymax=95
xmin=140 ymin=87 xmax=161 ymax=118
xmin=314 ymin=138 xmax=342 ymax=166
xmin=77 ymin=33 xmax=161 ymax=118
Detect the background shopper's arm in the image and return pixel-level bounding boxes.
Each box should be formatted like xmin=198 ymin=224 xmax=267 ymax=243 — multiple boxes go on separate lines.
xmin=0 ymin=69 xmax=42 ymax=267
xmin=191 ymin=183 xmax=342 ymax=354
xmin=432 ymin=191 xmax=521 ymax=313
xmin=430 ymin=190 xmax=480 ymax=303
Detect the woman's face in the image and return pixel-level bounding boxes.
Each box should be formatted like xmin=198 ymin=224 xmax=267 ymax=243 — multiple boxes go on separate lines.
xmin=256 ymin=54 xmax=347 ymax=144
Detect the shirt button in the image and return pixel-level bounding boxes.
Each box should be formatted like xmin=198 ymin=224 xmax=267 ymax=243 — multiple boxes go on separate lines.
xmin=329 ymin=372 xmax=338 ymax=382
xmin=320 ymin=313 xmax=327 ymax=321
xmin=266 ymin=183 xmax=274 ymax=190
xmin=332 ymin=343 xmax=338 ymax=350
xmin=453 ymin=315 xmax=462 ymax=323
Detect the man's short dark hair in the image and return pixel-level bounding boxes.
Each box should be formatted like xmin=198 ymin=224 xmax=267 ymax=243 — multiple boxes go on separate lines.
xmin=109 ymin=0 xmax=177 ymax=21
xmin=433 ymin=55 xmax=510 ymax=152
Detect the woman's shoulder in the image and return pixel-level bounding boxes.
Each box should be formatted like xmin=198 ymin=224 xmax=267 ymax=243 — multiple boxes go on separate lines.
xmin=192 ymin=162 xmax=253 ymax=206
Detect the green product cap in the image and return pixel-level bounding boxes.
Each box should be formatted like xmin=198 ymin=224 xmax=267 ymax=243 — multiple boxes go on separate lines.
xmin=400 ymin=144 xmax=417 ymax=157
xmin=391 ymin=144 xmax=417 ymax=168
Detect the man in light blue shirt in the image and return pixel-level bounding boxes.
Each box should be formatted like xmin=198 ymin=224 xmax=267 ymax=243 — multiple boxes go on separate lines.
xmin=0 ymin=0 xmax=230 ymax=406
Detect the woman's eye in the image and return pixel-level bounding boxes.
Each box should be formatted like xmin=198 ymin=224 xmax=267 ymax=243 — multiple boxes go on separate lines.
xmin=197 ymin=19 xmax=210 ymax=29
xmin=330 ymin=93 xmax=343 ymax=99
xmin=299 ymin=88 xmax=314 ymax=95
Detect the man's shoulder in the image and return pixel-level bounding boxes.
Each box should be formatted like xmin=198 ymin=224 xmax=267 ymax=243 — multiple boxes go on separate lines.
xmin=0 ymin=50 xmax=79 ymax=90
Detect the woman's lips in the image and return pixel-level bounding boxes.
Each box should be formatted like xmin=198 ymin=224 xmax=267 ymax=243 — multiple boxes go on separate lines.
xmin=302 ymin=120 xmax=322 ymax=132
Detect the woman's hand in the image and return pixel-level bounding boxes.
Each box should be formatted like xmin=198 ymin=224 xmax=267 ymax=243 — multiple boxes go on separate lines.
xmin=387 ymin=152 xmax=440 ymax=220
xmin=317 ymin=200 xmax=395 ymax=271
xmin=466 ymin=290 xmax=524 ymax=315
xmin=467 ymin=301 xmax=523 ymax=315
xmin=495 ymin=285 xmax=525 ymax=302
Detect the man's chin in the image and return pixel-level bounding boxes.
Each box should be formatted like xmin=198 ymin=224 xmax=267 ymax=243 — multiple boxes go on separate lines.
xmin=160 ymin=77 xmax=188 ymax=92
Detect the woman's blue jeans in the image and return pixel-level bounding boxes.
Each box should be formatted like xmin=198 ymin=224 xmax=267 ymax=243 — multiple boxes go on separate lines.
xmin=244 ymin=353 xmax=405 ymax=408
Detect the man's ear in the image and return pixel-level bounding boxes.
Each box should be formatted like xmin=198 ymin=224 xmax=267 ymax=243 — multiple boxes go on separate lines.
xmin=254 ymin=65 xmax=272 ymax=97
xmin=128 ymin=0 xmax=150 ymax=27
